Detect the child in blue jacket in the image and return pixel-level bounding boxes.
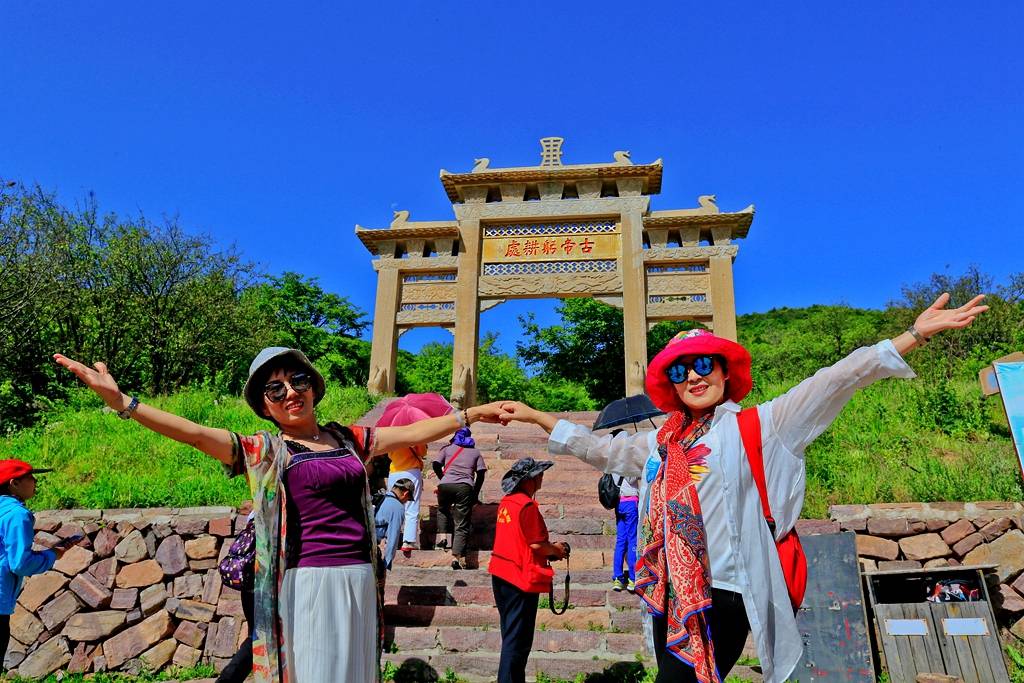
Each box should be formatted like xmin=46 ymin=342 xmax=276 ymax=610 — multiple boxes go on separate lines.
xmin=0 ymin=459 xmax=65 ymax=669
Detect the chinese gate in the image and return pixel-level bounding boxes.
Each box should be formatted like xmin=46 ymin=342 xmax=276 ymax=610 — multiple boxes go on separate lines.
xmin=356 ymin=138 xmax=754 ymax=407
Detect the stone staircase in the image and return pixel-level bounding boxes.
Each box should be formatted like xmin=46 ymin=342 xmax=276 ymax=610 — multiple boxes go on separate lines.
xmin=359 ymin=406 xmax=762 ymax=683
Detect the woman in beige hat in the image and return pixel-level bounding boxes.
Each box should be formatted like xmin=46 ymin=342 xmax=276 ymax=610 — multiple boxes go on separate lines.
xmin=56 ymin=347 xmax=507 ymax=683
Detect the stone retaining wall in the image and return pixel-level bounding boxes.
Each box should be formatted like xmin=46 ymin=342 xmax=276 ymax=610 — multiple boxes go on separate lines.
xmin=9 ymin=505 xmax=249 ymax=679
xmin=814 ymin=501 xmax=1024 ymax=641
xmin=10 ymin=502 xmax=1024 ymax=678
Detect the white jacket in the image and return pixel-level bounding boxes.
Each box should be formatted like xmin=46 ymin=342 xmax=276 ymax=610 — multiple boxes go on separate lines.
xmin=548 ymin=340 xmax=915 ymax=682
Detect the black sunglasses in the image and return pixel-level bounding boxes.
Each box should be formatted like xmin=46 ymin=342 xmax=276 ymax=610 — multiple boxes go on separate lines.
xmin=264 ymin=372 xmax=313 ymax=403
xmin=666 ymin=355 xmax=717 ymax=384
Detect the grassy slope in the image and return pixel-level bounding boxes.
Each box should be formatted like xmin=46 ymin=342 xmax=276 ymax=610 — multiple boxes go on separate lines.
xmin=2 ymin=369 xmax=1019 ymax=516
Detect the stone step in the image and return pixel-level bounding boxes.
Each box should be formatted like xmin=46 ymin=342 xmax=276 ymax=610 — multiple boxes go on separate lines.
xmin=386 ymin=567 xmax=637 ymax=589
xmin=385 ymin=584 xmax=639 ymax=609
xmin=383 ymin=603 xmax=640 ymax=632
xmin=391 ymin=548 xmax=609 ymax=570
xmin=382 ymin=650 xmax=648 ymax=683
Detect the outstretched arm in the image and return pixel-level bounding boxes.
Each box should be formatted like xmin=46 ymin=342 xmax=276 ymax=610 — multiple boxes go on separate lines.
xmin=500 ymin=402 xmax=651 ymax=477
xmin=371 ymin=402 xmax=507 ymax=456
xmin=53 ymin=354 xmax=235 ymax=466
xmin=770 ymin=292 xmax=989 ymax=453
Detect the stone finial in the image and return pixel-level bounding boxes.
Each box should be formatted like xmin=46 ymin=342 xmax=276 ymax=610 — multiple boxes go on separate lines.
xmin=539 ymin=137 xmax=564 ymax=166
xmin=697 ymin=195 xmax=719 ymax=213
xmin=613 ymin=150 xmax=632 ymax=165
xmin=471 ymin=158 xmax=490 ymax=172
xmin=391 ymin=210 xmax=410 ymax=227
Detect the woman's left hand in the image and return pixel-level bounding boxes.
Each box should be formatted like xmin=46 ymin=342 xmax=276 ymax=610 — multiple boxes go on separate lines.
xmin=913 ymin=293 xmax=988 ymax=339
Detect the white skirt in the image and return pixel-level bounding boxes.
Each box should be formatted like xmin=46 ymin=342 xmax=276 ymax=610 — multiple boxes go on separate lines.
xmin=280 ymin=563 xmax=378 ymax=683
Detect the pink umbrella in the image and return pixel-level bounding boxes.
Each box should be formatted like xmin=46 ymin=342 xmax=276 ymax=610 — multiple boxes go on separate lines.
xmin=375 ymin=392 xmax=454 ymax=428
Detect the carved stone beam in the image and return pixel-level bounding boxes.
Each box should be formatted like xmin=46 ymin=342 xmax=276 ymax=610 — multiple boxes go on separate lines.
xmin=378 ymin=240 xmax=397 ymax=259
xmin=616 ymin=178 xmax=643 ymax=197
xmin=462 ymin=186 xmax=489 ymax=204
xmin=710 ymin=226 xmax=732 ymax=245
xmin=538 ymin=181 xmax=564 ymax=201
xmin=577 ymin=180 xmax=602 ymax=199
xmin=595 ymin=296 xmax=624 ymax=309
xmin=499 ymin=183 xmax=526 ymax=202
xmin=406 ymin=239 xmax=427 ymax=257
xmin=479 ymin=299 xmax=505 ymax=312
xmin=435 ymin=238 xmax=455 ymax=256
xmin=646 ymin=228 xmax=669 ymax=248
xmin=679 ymin=227 xmax=700 ymax=246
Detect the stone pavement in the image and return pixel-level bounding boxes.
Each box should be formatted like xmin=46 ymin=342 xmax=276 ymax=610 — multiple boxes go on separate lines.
xmin=361 ymin=405 xmax=763 ymax=683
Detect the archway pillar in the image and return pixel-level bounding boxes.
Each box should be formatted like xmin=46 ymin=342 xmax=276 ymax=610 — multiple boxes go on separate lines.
xmin=450 ymin=217 xmax=482 ymax=407
xmin=709 ymin=256 xmax=738 ymax=341
xmin=367 ymin=266 xmax=400 ymax=394
xmin=620 ymin=209 xmax=649 ymax=397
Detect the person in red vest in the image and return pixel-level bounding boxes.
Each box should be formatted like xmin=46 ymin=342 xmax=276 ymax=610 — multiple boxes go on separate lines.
xmin=488 ymin=457 xmax=569 ymax=683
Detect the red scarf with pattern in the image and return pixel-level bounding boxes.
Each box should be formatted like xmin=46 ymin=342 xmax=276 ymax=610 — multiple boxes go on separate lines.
xmin=635 ymin=410 xmax=719 ymax=683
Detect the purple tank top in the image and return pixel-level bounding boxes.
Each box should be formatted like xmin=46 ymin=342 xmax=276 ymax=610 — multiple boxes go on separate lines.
xmin=283 ymin=447 xmax=372 ymax=568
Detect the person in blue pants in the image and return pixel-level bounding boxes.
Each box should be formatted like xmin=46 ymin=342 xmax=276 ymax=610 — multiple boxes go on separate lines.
xmin=608 ymin=430 xmax=640 ymax=592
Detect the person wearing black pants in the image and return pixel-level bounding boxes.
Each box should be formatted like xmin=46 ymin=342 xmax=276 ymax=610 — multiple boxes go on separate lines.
xmin=492 ymin=575 xmax=539 ymax=683
xmin=651 ymin=588 xmax=750 ymax=683
xmin=215 ymin=587 xmax=255 ymax=683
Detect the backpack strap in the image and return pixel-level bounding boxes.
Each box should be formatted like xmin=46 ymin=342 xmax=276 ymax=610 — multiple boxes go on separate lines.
xmin=737 ymin=407 xmax=776 ymax=534
xmin=441 ymin=447 xmax=466 ymax=477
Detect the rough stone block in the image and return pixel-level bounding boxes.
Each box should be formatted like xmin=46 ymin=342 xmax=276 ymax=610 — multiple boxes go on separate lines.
xmin=923 ymin=558 xmax=952 ymax=569
xmin=795 ymin=519 xmax=840 ymax=535
xmin=69 ymin=571 xmax=113 ymax=609
xmin=156 ymin=535 xmax=187 ymax=576
xmin=18 ymin=571 xmax=68 ymax=612
xmin=855 ymin=535 xmax=899 ymax=561
xmin=202 ymin=570 xmax=223 ymax=605
xmin=216 ymin=597 xmax=244 ymax=617
xmin=17 ymin=635 xmax=70 ymax=678
xmin=34 ymin=517 xmax=61 ymax=533
xmin=1012 ymin=572 xmax=1024 ymax=596
xmin=207 ymin=617 xmax=240 ymax=658
xmin=209 ymin=516 xmax=234 ymax=537
xmin=66 ymin=642 xmax=98 ymax=674
xmin=92 ymin=527 xmax=120 ymax=558
xmin=980 ymin=517 xmax=1013 ymax=542
xmin=952 ymin=532 xmax=984 ymax=557
xmin=57 ymin=522 xmax=86 ymax=539
xmin=185 ymin=535 xmax=219 ymax=560
xmin=62 ymin=610 xmax=125 ymax=641
xmin=168 ymin=597 xmax=217 ymax=622
xmin=173 ymin=573 xmax=204 ymax=599
xmin=140 ymin=638 xmax=178 ymax=670
xmin=89 ymin=557 xmax=118 ymax=588
xmin=116 ymin=559 xmax=165 ymax=588
xmin=924 ymin=519 xmax=950 ymax=532
xmin=189 ymin=558 xmax=218 ymax=570
xmin=173 ymin=620 xmax=207 ymax=649
xmin=1012 ymin=615 xmax=1024 ymax=642
xmin=140 ymin=583 xmax=168 ymax=615
xmin=867 ymin=518 xmax=911 ymax=538
xmin=940 ymin=519 xmax=975 ymax=546
xmin=111 ymin=587 xmax=138 ymax=610
xmin=173 ymin=516 xmax=208 ymax=536
xmin=39 ymin=590 xmax=82 ymax=631
xmin=172 ymin=643 xmax=202 ymax=667
xmin=963 ymin=530 xmax=1024 ymax=582
xmin=10 ymin=604 xmax=44 ymax=646
xmin=114 ymin=530 xmax=148 ymax=563
xmin=899 ymin=533 xmax=951 ymax=561
xmin=999 ymin=585 xmax=1024 ymax=616
xmin=102 ymin=609 xmax=173 ymax=669
xmin=34 ymin=531 xmax=61 ymax=548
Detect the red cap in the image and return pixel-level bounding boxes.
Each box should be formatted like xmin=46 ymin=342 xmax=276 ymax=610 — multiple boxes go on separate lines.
xmin=645 ymin=329 xmax=753 ymax=413
xmin=0 ymin=459 xmax=53 ymax=484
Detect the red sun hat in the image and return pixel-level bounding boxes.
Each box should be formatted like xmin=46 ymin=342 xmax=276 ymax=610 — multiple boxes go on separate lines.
xmin=0 ymin=459 xmax=53 ymax=484
xmin=645 ymin=329 xmax=753 ymax=413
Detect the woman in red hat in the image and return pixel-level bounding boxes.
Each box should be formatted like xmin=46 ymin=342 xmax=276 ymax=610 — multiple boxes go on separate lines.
xmin=500 ymin=293 xmax=987 ymax=683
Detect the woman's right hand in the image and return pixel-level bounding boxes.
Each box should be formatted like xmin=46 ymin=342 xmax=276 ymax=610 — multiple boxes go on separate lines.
xmin=499 ymin=401 xmax=559 ymax=433
xmin=53 ymin=354 xmax=126 ymax=410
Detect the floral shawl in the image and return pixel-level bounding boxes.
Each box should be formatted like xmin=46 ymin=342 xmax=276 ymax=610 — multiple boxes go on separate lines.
xmin=635 ymin=411 xmax=718 ymax=683
xmin=230 ymin=423 xmax=379 ymax=683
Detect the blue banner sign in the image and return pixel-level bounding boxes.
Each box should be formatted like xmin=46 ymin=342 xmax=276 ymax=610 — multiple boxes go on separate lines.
xmin=994 ymin=361 xmax=1024 ymax=481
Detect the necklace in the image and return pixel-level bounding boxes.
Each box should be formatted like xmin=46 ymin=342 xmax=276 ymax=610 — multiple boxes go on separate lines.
xmin=284 ymin=426 xmax=320 ymax=442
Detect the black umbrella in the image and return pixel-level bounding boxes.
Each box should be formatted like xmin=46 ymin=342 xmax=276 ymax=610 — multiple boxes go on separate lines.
xmin=592 ymin=394 xmax=665 ymax=430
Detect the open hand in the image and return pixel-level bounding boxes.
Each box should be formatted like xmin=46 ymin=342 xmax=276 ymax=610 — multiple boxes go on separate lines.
xmin=913 ymin=293 xmax=988 ymax=339
xmin=53 ymin=354 xmax=124 ymax=410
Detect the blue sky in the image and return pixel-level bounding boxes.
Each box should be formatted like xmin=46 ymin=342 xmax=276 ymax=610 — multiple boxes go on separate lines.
xmin=3 ymin=2 xmax=1021 ymax=354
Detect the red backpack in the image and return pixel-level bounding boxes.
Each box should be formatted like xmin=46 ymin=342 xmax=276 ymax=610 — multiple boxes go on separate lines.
xmin=737 ymin=407 xmax=807 ymax=610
